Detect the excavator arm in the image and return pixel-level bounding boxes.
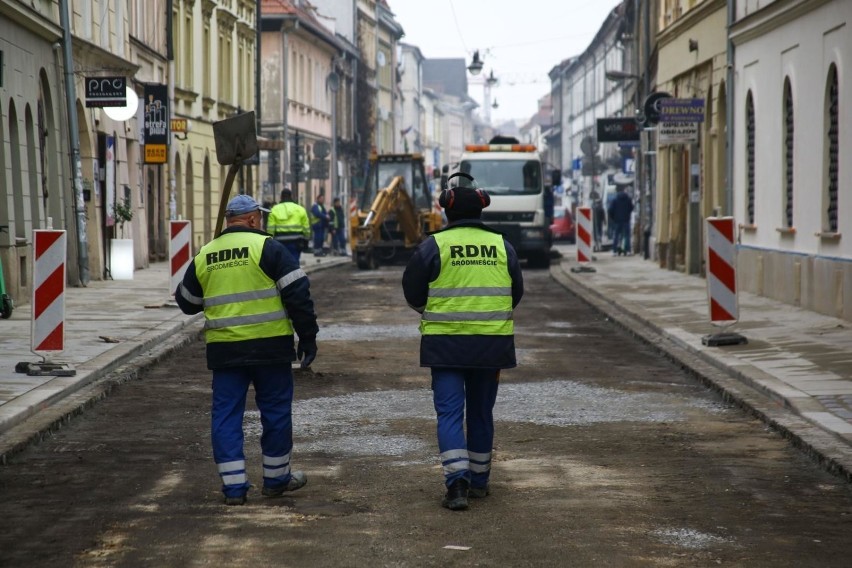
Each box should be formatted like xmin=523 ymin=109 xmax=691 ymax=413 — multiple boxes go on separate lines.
xmin=354 ymin=176 xmax=423 ymax=250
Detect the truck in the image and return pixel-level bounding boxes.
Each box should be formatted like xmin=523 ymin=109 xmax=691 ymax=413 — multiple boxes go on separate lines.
xmin=456 ymin=136 xmax=552 ymax=268
xmin=349 ymin=152 xmax=443 ymax=270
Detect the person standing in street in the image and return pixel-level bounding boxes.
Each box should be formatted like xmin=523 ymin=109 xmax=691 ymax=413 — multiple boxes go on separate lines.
xmin=175 ymin=194 xmax=319 ymax=506
xmin=328 ymin=197 xmax=348 ymax=256
xmin=402 ymin=173 xmax=524 ymax=511
xmin=310 ymin=193 xmax=330 ymax=256
xmin=607 ymin=185 xmax=634 ymax=256
xmin=267 ymin=187 xmax=311 ymax=264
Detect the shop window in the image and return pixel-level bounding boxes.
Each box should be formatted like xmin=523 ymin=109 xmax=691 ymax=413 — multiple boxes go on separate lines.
xmin=824 ymin=65 xmax=838 ymax=233
xmin=746 ymin=91 xmax=755 ymax=225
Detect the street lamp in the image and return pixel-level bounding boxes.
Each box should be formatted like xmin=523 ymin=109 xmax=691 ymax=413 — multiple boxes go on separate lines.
xmin=605 ymin=70 xmax=640 ymax=82
xmin=467 ymin=50 xmax=484 ymax=75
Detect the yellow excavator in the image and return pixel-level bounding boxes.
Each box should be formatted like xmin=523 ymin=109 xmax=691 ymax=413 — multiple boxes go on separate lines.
xmin=350 ymin=152 xmax=443 ymax=269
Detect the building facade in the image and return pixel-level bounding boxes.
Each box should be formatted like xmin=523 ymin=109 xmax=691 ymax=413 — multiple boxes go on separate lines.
xmin=732 ymin=0 xmax=852 ymax=319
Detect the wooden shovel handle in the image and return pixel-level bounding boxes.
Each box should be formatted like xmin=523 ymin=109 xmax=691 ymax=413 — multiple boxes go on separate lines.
xmin=214 ymin=163 xmax=241 ymax=238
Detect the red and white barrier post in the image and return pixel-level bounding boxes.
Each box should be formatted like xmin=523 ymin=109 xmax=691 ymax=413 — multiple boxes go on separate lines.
xmin=702 ymin=216 xmax=747 ymax=346
xmin=20 ymin=230 xmax=76 ymax=375
xmin=169 ymin=220 xmax=192 ymax=294
xmin=571 ymin=206 xmax=596 ymax=273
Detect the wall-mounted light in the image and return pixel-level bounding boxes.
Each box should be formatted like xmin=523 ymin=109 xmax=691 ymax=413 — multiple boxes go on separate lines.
xmin=468 ymin=50 xmax=484 ymax=75
xmin=689 ymin=39 xmax=698 ymax=52
xmin=103 ymin=86 xmax=139 ymax=122
xmin=492 ymin=98 xmax=499 ymax=109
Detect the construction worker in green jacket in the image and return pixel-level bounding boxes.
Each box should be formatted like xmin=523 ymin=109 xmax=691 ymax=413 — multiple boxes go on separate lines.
xmin=267 ymin=188 xmax=311 ymax=263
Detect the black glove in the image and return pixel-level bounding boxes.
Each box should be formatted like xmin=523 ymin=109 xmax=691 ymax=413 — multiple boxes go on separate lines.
xmin=297 ymin=339 xmax=317 ymax=369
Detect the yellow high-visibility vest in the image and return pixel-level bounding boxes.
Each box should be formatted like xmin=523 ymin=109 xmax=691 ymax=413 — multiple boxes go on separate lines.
xmin=421 ymin=227 xmax=513 ymax=336
xmin=196 ymin=231 xmax=294 ymax=343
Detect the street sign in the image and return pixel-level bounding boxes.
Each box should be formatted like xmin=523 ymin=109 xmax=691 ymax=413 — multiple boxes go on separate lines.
xmin=658 ymin=98 xmax=705 ymax=123
xmin=310 ymin=158 xmax=329 ymax=180
xmin=597 ymin=117 xmax=640 ymax=143
xmin=580 ymin=135 xmax=599 ymax=156
xmin=313 ymin=140 xmax=330 ymax=159
xmin=659 ymin=121 xmax=699 ymax=145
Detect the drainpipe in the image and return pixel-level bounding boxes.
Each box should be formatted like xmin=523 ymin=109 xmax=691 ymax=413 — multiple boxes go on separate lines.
xmin=59 ymin=0 xmax=89 ymax=285
xmin=726 ymin=0 xmax=736 ymax=216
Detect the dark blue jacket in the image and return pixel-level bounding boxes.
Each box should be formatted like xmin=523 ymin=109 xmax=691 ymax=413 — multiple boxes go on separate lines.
xmin=402 ymin=220 xmax=524 ymax=369
xmin=607 ymin=191 xmax=634 ymax=223
xmin=175 ymin=226 xmax=318 ymax=370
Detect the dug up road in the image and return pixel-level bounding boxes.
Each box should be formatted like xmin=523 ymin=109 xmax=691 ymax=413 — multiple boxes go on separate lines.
xmin=1 ymin=265 xmax=852 ymax=567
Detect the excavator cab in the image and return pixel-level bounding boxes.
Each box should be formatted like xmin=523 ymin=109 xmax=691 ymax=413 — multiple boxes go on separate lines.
xmin=350 ymin=153 xmax=443 ymax=269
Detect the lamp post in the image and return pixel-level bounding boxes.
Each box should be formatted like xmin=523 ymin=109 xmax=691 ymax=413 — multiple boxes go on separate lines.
xmin=327 ymin=70 xmax=340 ymax=199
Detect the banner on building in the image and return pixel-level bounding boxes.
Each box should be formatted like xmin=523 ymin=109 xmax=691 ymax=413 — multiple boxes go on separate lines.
xmin=658 ymin=98 xmax=705 ymax=123
xmin=105 ymin=136 xmax=116 ymax=227
xmin=596 ymin=117 xmax=640 ymax=143
xmin=85 ymin=77 xmax=126 ymax=107
xmin=143 ymin=83 xmax=169 ymax=164
xmin=659 ymin=121 xmax=699 ymax=145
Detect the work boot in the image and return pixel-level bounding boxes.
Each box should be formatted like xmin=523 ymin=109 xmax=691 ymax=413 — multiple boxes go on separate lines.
xmin=262 ymin=471 xmax=308 ymax=497
xmin=223 ymin=494 xmax=247 ymax=506
xmin=469 ymin=484 xmax=490 ymax=499
xmin=441 ymin=479 xmax=469 ymax=511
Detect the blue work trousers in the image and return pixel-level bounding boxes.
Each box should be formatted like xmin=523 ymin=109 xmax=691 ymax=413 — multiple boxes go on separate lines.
xmin=612 ymin=220 xmax=631 ymax=253
xmin=211 ymin=364 xmax=295 ymax=498
xmin=312 ymin=226 xmax=326 ymax=252
xmin=282 ymin=241 xmax=302 ymax=264
xmin=431 ymin=368 xmax=500 ymax=489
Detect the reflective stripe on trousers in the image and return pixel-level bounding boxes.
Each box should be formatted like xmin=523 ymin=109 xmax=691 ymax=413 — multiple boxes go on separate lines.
xmin=211 ymin=365 xmax=295 ymax=498
xmin=431 ymin=367 xmax=499 ymax=488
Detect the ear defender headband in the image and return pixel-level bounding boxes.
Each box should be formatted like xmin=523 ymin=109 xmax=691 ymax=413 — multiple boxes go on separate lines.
xmin=439 ymin=172 xmax=490 ymax=210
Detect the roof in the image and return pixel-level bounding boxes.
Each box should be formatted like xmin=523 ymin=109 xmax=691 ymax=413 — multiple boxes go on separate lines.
xmin=422 ymin=59 xmax=469 ymax=100
xmin=261 ymin=0 xmax=346 ymax=52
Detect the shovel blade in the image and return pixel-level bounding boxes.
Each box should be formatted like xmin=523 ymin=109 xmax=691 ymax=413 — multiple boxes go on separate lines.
xmin=213 ymin=111 xmax=258 ymax=165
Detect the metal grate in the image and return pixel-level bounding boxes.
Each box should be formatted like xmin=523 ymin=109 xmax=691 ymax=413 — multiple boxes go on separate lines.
xmin=826 ymin=67 xmax=838 ymax=233
xmin=784 ymin=81 xmax=794 ymax=228
xmin=746 ymin=92 xmax=755 ymax=225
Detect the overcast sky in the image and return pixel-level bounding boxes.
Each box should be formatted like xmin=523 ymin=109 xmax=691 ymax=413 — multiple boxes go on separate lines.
xmin=389 ymin=0 xmax=623 ymax=125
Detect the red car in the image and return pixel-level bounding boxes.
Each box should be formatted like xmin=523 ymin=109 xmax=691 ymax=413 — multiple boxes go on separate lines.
xmin=550 ymin=207 xmax=576 ymax=243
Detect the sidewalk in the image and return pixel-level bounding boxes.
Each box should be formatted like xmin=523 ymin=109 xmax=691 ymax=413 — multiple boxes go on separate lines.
xmin=551 ymin=246 xmax=852 ymax=482
xmin=0 ymin=253 xmax=350 ymax=461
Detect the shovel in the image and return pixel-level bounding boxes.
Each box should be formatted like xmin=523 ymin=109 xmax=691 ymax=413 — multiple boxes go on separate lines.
xmin=212 ymin=111 xmax=258 ymax=237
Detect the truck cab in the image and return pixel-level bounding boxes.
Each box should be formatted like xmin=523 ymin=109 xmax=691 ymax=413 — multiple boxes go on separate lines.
xmin=458 ymin=137 xmax=551 ymax=268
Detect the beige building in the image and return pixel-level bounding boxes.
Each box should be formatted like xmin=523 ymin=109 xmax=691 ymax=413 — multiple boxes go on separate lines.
xmin=654 ymin=0 xmax=728 ymax=274
xmin=171 ymin=0 xmax=258 ymax=252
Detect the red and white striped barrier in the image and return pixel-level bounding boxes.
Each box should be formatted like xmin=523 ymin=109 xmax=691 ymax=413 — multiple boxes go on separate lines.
xmin=169 ymin=220 xmax=192 ymax=294
xmin=575 ymin=206 xmax=593 ymax=264
xmin=705 ymin=217 xmax=739 ymax=324
xmin=32 ymin=230 xmax=66 ymax=354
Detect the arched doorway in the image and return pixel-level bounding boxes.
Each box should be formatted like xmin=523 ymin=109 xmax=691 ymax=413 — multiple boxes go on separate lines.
xmin=173 ymin=153 xmax=183 ymax=219
xmin=185 ymin=150 xmax=195 ymax=248
xmin=39 ymin=70 xmax=62 ymax=227
xmin=8 ymin=100 xmax=25 ymax=241
xmin=25 ymin=104 xmax=43 ymax=231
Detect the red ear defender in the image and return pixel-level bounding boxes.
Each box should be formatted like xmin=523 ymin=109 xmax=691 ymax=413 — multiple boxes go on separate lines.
xmin=475 ymin=189 xmax=490 ymax=208
xmin=438 ymin=189 xmax=455 ymax=209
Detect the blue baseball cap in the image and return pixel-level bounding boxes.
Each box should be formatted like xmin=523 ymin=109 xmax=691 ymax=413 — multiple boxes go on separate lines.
xmin=225 ymin=194 xmax=269 ymax=217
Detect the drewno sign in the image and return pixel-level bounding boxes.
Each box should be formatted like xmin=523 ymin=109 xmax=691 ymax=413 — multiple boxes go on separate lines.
xmin=143 ymin=83 xmax=169 ymax=164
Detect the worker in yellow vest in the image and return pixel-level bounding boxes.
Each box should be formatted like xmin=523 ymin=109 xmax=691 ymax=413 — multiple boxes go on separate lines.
xmin=175 ymin=194 xmax=318 ymax=505
xmin=402 ymin=173 xmax=524 ymax=511
xmin=267 ymin=187 xmax=311 ymax=263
